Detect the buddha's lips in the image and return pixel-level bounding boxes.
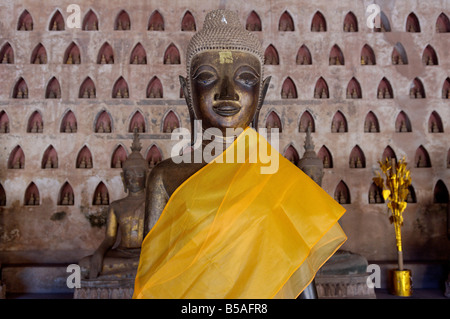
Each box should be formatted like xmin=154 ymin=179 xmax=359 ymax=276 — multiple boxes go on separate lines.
xmin=213 ymin=104 xmax=241 ymax=116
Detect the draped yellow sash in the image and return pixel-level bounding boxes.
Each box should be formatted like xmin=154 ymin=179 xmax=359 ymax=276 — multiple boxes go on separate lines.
xmin=133 ymin=127 xmax=346 ymax=299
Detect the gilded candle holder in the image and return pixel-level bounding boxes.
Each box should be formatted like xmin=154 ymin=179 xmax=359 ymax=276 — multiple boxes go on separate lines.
xmin=389 ymin=269 xmax=412 ymax=297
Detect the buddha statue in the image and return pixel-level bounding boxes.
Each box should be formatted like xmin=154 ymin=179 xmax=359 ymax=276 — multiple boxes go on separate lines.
xmin=131 ymin=9 xmax=346 ymax=300
xmin=78 ymin=131 xmax=149 ymax=288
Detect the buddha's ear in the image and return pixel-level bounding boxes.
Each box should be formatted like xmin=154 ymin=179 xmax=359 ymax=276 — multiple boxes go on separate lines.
xmin=179 ymin=75 xmax=198 ymax=146
xmin=252 ymin=76 xmax=271 ymax=130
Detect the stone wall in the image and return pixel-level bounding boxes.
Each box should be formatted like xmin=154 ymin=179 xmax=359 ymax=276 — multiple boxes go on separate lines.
xmin=0 ymin=0 xmax=449 ymax=270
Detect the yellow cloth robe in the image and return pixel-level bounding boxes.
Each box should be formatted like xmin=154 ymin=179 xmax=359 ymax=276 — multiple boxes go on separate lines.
xmin=133 ymin=127 xmax=346 ymax=299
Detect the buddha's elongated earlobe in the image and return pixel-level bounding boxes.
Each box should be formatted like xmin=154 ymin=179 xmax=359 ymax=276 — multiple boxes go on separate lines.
xmin=179 ymin=76 xmax=198 ymax=146
xmin=252 ymin=76 xmax=271 ymax=130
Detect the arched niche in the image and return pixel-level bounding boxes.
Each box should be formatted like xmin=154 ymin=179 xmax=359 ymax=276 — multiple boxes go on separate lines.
xmin=334 ymin=181 xmax=350 ymax=204
xmin=442 ymin=77 xmax=450 ymax=99
xmin=49 ymin=10 xmax=65 ymax=31
xmin=279 ymin=11 xmax=294 ymax=31
xmin=164 ymin=43 xmax=181 ymax=64
xmin=318 ymin=146 xmax=333 ymax=168
xmin=428 ymin=111 xmax=443 ymax=133
xmin=364 ymin=111 xmax=379 ymax=133
xmin=283 ymin=145 xmax=300 ymax=165
xmin=97 ymin=42 xmax=114 ymax=64
xmin=60 ymin=110 xmax=77 ymax=133
xmin=93 ymin=182 xmax=109 ymax=205
xmin=147 ymin=76 xmax=163 ymax=98
xmin=265 ymin=111 xmax=282 ymax=132
xmin=415 ymin=145 xmax=431 ymax=168
xmin=299 ymin=111 xmax=315 ymax=133
xmin=374 ymin=11 xmax=391 ymax=32
xmin=246 ymin=11 xmax=262 ymax=31
xmin=314 ymin=77 xmax=329 ymax=99
xmin=111 ymin=144 xmax=128 ymax=168
xmin=94 ymin=110 xmax=112 ymax=133
xmin=130 ymin=43 xmax=147 ymax=64
xmin=82 ymin=9 xmax=99 ymax=31
xmin=296 ymin=45 xmax=312 ymax=65
xmin=162 ymin=110 xmax=180 ymax=133
xmin=181 ymin=11 xmax=196 ymax=31
xmin=18 ymin=9 xmax=33 ymax=31
xmin=422 ymin=45 xmax=438 ymax=65
xmin=58 ymin=182 xmax=74 ymax=206
xmin=349 ymin=145 xmax=366 ymax=168
xmin=146 ymin=145 xmax=163 ymax=168
xmin=129 ymin=111 xmax=146 ymax=133
xmin=331 ymin=111 xmax=347 ymax=133
xmin=264 ymin=45 xmax=279 ymax=65
xmin=13 ymin=77 xmax=28 ymax=98
xmin=0 ymin=42 xmax=14 ymax=64
xmin=392 ymin=42 xmax=408 ymax=65
xmin=112 ymin=76 xmax=129 ymax=98
xmin=368 ymin=182 xmax=384 ymax=204
xmin=410 ymin=77 xmax=425 ymax=98
xmin=41 ymin=145 xmax=58 ymax=169
xmin=407 ymin=185 xmax=417 ymax=203
xmin=115 ymin=10 xmax=130 ymax=30
xmin=311 ymin=11 xmax=326 ymax=31
xmin=8 ymin=145 xmax=25 ymax=169
xmin=433 ymin=180 xmax=449 ymax=203
xmin=346 ymin=77 xmax=362 ymax=99
xmin=45 ymin=77 xmax=61 ymax=98
xmin=436 ymin=13 xmax=450 ymax=33
xmin=76 ymin=146 xmax=93 ymax=168
xmin=447 ymin=149 xmax=450 ymax=168
xmin=381 ymin=146 xmax=397 ymax=163
xmin=281 ymin=77 xmax=297 ymax=99
xmin=79 ymin=77 xmax=96 ymax=98
xmin=0 ymin=183 xmax=6 ymax=206
xmin=361 ymin=44 xmax=376 ymax=65
xmin=329 ymin=44 xmax=344 ymax=65
xmin=0 ymin=110 xmax=10 ymax=133
xmin=63 ymin=42 xmax=81 ymax=64
xmin=148 ymin=10 xmax=164 ymax=31
xmin=377 ymin=77 xmax=393 ymax=99
xmin=24 ymin=182 xmax=40 ymax=206
xmin=406 ymin=12 xmax=420 ymax=32
xmin=343 ymin=11 xmax=358 ymax=32
xmin=31 ymin=43 xmax=47 ymax=64
xmin=27 ymin=110 xmax=43 ymax=133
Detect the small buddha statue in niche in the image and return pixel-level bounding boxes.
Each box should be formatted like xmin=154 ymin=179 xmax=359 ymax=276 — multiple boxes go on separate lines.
xmin=79 ymin=131 xmax=149 ymax=281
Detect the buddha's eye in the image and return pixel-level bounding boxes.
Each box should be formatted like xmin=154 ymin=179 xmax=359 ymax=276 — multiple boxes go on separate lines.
xmin=235 ymin=72 xmax=258 ymax=86
xmin=194 ymin=71 xmax=217 ymax=86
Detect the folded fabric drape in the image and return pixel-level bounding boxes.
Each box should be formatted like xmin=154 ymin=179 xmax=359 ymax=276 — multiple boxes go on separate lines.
xmin=133 ymin=127 xmax=346 ymax=299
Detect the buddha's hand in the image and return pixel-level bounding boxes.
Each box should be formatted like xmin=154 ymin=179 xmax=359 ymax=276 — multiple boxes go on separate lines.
xmin=89 ymin=252 xmax=103 ymax=279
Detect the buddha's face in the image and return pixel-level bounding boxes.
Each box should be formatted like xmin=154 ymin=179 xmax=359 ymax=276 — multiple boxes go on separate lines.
xmin=122 ymin=167 xmax=146 ymax=193
xmin=190 ymin=50 xmax=262 ymax=134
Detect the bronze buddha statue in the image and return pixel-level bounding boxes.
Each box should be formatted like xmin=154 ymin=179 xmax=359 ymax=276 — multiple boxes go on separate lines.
xmin=79 ymin=131 xmax=148 ymax=282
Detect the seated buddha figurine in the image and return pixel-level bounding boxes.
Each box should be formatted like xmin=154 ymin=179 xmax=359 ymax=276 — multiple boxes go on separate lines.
xmin=79 ymin=131 xmax=148 ymax=282
xmin=134 ymin=10 xmax=346 ymax=299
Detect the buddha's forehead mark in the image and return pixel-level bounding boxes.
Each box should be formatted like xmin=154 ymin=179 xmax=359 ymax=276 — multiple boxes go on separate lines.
xmin=219 ymin=51 xmax=233 ymax=64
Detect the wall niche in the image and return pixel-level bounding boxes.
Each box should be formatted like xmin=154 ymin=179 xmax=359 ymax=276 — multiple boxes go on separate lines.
xmin=18 ymin=9 xmax=33 ymax=30
xmin=410 ymin=78 xmax=425 ymax=98
xmin=112 ymin=77 xmax=129 ymax=98
xmin=392 ymin=43 xmax=408 ymax=65
xmin=146 ymin=145 xmax=162 ymax=168
xmin=0 ymin=110 xmax=10 ymax=133
xmin=79 ymin=77 xmax=96 ymax=98
xmin=246 ymin=11 xmax=262 ymax=31
xmin=311 ymin=11 xmax=326 ymax=31
xmin=164 ymin=43 xmax=181 ymax=64
xmin=41 ymin=145 xmax=58 ymax=169
xmin=1 ymin=42 xmax=14 ymax=64
xmin=422 ymin=45 xmax=438 ymax=65
xmin=415 ymin=145 xmax=431 ymax=168
xmin=265 ymin=111 xmax=282 ymax=132
xmin=296 ymin=45 xmax=312 ymax=65
xmin=368 ymin=182 xmax=384 ymax=204
xmin=0 ymin=183 xmax=6 ymax=206
xmin=395 ymin=111 xmax=412 ymax=133
xmin=111 ymin=145 xmax=128 ymax=168
xmin=318 ymin=146 xmax=333 ymax=168
xmin=433 ymin=180 xmax=449 ymax=203
xmin=314 ymin=77 xmax=329 ymax=98
xmin=76 ymin=146 xmax=93 ymax=169
xmin=147 ymin=77 xmax=163 ymax=98
xmin=24 ymin=182 xmax=39 ymax=206
xmin=115 ymin=10 xmax=130 ymax=30
xmin=361 ymin=44 xmax=375 ymax=65
xmin=93 ymin=182 xmax=109 ymax=206
xmin=13 ymin=77 xmax=28 ymax=98
xmin=148 ymin=10 xmax=164 ymax=31
xmin=162 ymin=111 xmax=180 ymax=133
xmin=97 ymin=42 xmax=114 ymax=64
xmin=377 ymin=77 xmax=393 ymax=99
xmin=45 ymin=77 xmax=61 ymax=99
xmin=364 ymin=111 xmax=379 ymax=133
xmin=281 ymin=77 xmax=297 ymax=99
xmin=58 ymin=182 xmax=74 ymax=206
xmin=436 ymin=13 xmax=450 ymax=32
xmin=94 ymin=111 xmax=112 ymax=133
xmin=329 ymin=45 xmax=344 ymax=65
xmin=381 ymin=146 xmax=397 ymax=163
xmin=349 ymin=145 xmax=366 ymax=168
xmin=60 ymin=110 xmax=77 ymax=133
xmin=130 ymin=43 xmax=147 ymax=64
xmin=406 ymin=12 xmax=420 ymax=32
xmin=181 ymin=11 xmax=196 ymax=31
xmin=8 ymin=145 xmax=25 ymax=169
xmin=334 ymin=181 xmax=350 ymax=204
xmin=428 ymin=111 xmax=443 ymax=133
xmin=343 ymin=12 xmax=358 ymax=32
xmin=283 ymin=145 xmax=300 ymax=165
xmin=299 ymin=111 xmax=315 ymax=133
xmin=27 ymin=111 xmax=43 ymax=133
xmin=264 ymin=45 xmax=279 ymax=65
xmin=331 ymin=111 xmax=347 ymax=133
xmin=63 ymin=42 xmax=81 ymax=64
xmin=346 ymin=77 xmax=362 ymax=99
xmin=31 ymin=43 xmax=47 ymax=64
xmin=129 ymin=111 xmax=146 ymax=133
xmin=279 ymin=11 xmax=294 ymax=31
xmin=49 ymin=10 xmax=65 ymax=31
xmin=82 ymin=9 xmax=98 ymax=30
xmin=442 ymin=78 xmax=450 ymax=99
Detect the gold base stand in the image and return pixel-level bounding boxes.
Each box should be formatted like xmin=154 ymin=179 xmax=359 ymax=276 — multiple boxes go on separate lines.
xmin=389 ymin=269 xmax=412 ymax=297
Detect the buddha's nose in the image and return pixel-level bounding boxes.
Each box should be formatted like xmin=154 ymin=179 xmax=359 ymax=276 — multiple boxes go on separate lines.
xmin=215 ymin=76 xmax=239 ymax=101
